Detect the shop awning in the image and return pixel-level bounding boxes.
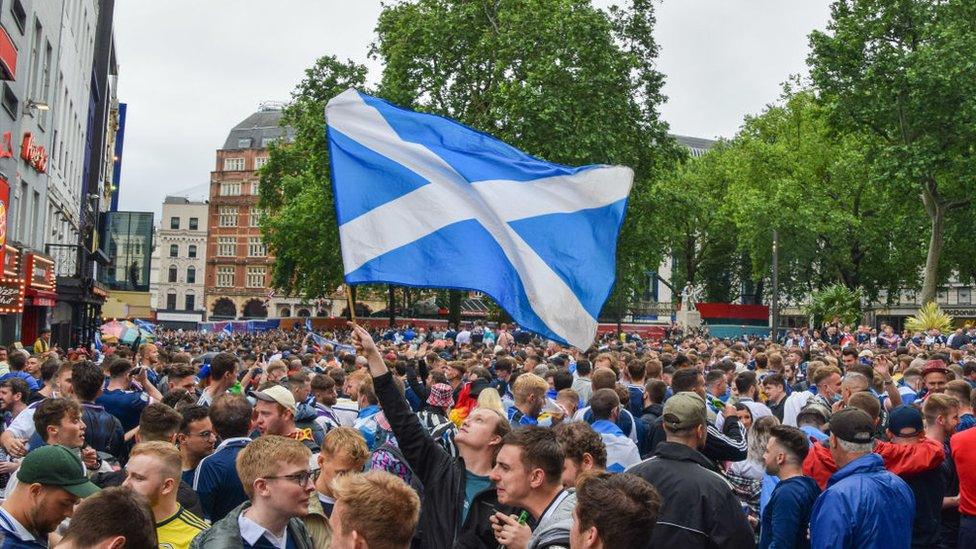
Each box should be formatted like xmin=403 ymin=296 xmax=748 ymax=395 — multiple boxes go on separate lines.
xmin=26 ymin=287 xmax=58 ymax=307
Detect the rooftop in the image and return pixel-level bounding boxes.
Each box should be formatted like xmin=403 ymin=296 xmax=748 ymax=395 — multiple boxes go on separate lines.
xmin=671 ymin=134 xmax=718 ymax=158
xmin=222 ymin=105 xmax=296 ymax=150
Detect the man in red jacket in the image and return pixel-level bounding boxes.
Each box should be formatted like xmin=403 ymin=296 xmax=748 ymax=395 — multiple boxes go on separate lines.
xmin=951 ymin=421 xmax=976 ymax=549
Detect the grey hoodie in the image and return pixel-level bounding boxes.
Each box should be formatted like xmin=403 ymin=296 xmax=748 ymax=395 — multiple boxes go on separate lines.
xmin=528 ymin=490 xmax=576 ymax=549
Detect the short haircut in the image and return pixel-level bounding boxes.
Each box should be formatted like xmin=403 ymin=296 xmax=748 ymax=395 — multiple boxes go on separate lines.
xmin=130 ymin=440 xmax=182 ymax=480
xmin=287 ymin=370 xmax=310 ymax=389
xmin=705 ymin=369 xmax=726 ymax=387
xmin=671 ymin=368 xmax=702 ymax=393
xmin=734 ymin=371 xmax=757 ymax=394
xmin=58 ymin=487 xmax=157 ymax=548
xmin=512 ymin=373 xmax=548 ymax=401
xmin=108 ymin=358 xmax=134 ymax=378
xmin=589 ymin=388 xmax=620 ymax=421
xmin=34 ymin=397 xmax=80 ymax=441
xmin=501 ymin=426 xmax=564 ymax=486
xmin=945 ymin=380 xmax=971 ymax=407
xmin=209 ymin=394 xmax=252 ymax=439
xmin=768 ymin=425 xmax=810 ymax=464
xmin=574 ymin=359 xmax=591 ymax=376
xmin=847 ymin=392 xmax=881 ymax=422
xmin=626 ymin=359 xmax=645 ymax=381
xmin=590 ymin=368 xmax=617 ymax=390
xmin=332 ymin=471 xmax=421 ymax=549
xmin=552 ymin=371 xmax=574 ymax=391
xmin=767 ymin=352 xmax=783 ymax=370
xmin=644 ymin=359 xmax=662 ymax=379
xmin=645 ymin=379 xmax=667 ymax=404
xmin=0 ymin=378 xmax=30 ymax=403
xmin=163 ymin=389 xmax=197 ymax=410
xmin=554 ymin=422 xmax=607 ymax=468
xmin=71 ymin=360 xmax=105 ymax=402
xmin=179 ymin=405 xmax=211 ymax=433
xmin=167 ymin=363 xmax=196 ymax=380
xmin=842 ymin=372 xmax=871 ymax=393
xmin=209 ymin=352 xmax=239 ymax=381
xmin=763 ymin=373 xmax=786 ymax=389
xmin=39 ymin=357 xmax=60 ymax=382
xmin=236 ymin=435 xmax=312 ymax=498
xmin=812 ymin=365 xmax=841 ymax=385
xmin=924 ymin=393 xmax=960 ymax=425
xmin=7 ymin=352 xmax=26 ymax=371
xmin=320 ymin=427 xmax=369 ymax=467
xmin=575 ymin=472 xmax=660 ymax=548
xmin=311 ymin=373 xmax=336 ymax=392
xmin=139 ymin=403 xmax=183 ymax=442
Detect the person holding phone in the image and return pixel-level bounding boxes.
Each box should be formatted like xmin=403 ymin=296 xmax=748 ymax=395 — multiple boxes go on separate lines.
xmin=96 ymin=359 xmax=162 ymax=432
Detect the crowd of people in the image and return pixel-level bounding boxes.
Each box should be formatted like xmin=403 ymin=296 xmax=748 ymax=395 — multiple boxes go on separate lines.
xmin=0 ymin=319 xmax=974 ymax=548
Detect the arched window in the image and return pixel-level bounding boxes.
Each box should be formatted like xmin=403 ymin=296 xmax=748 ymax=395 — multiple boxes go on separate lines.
xmin=168 ymin=265 xmax=177 ymax=283
xmin=186 ymin=266 xmax=196 ymax=284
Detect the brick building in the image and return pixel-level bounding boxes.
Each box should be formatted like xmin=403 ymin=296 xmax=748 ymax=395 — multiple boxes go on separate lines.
xmin=204 ymin=104 xmax=307 ymax=320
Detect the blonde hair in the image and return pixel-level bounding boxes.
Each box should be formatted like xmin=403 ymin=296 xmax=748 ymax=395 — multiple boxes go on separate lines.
xmin=321 ymin=427 xmax=369 ymax=466
xmin=129 ymin=441 xmax=181 ymax=481
xmin=236 ymin=435 xmax=311 ymax=498
xmin=332 ymin=471 xmax=420 ymax=549
xmin=512 ymin=373 xmax=548 ymax=403
xmin=476 ymin=388 xmax=506 ymax=416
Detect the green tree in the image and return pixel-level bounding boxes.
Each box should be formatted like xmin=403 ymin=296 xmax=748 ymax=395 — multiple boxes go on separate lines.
xmin=808 ymin=0 xmax=976 ymax=303
xmin=258 ymin=57 xmax=368 ymax=299
xmin=372 ymin=0 xmax=682 ymax=322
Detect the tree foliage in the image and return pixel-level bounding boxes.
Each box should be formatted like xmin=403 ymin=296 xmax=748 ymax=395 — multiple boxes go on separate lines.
xmin=805 ymin=283 xmax=862 ymax=327
xmin=808 ymin=0 xmax=976 ymax=303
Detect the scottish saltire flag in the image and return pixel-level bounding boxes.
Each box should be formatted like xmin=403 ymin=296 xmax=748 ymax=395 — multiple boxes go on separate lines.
xmin=305 ymin=317 xmax=313 ymax=331
xmin=325 ymin=89 xmax=633 ymax=349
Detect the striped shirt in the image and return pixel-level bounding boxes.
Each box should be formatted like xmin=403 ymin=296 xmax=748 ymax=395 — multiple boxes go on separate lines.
xmin=157 ymin=505 xmax=208 ymax=549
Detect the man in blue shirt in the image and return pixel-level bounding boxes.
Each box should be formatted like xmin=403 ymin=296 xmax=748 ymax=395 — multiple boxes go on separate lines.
xmin=0 ymin=352 xmax=40 ymax=392
xmin=809 ymin=408 xmax=915 ymax=549
xmin=96 ymin=358 xmax=162 ymax=431
xmin=193 ymin=393 xmax=252 ymax=522
xmin=760 ymin=425 xmax=821 ymax=549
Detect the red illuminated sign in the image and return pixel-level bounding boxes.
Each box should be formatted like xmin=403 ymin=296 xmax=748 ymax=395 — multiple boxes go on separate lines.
xmin=0 ymin=27 xmax=15 ymax=81
xmin=20 ymin=133 xmax=47 ymax=173
xmin=0 ymin=178 xmax=8 ymax=269
xmin=0 ymin=276 xmax=25 ymax=314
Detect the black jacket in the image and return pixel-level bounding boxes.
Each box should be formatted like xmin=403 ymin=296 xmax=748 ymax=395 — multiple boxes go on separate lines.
xmin=80 ymin=402 xmax=125 ymax=460
xmin=627 ymin=442 xmax=756 ymax=548
xmin=375 ymin=371 xmax=492 ymax=549
xmin=454 ymin=485 xmax=518 ymax=549
xmin=644 ymin=413 xmax=747 ymax=464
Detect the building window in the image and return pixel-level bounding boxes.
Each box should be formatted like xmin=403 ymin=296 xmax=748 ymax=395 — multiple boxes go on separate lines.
xmin=249 ymin=208 xmax=265 ymax=227
xmin=189 ymin=217 xmax=198 ymax=230
xmin=170 ymin=216 xmax=179 ymax=229
xmin=169 ymin=244 xmax=178 ymax=258
xmin=168 ymin=266 xmax=177 ymax=283
xmin=237 ymin=137 xmax=252 ymax=148
xmin=959 ymin=288 xmax=971 ymax=305
xmin=220 ymin=182 xmax=241 ymax=196
xmin=1 ymin=83 xmax=19 ymax=119
xmin=246 ymin=267 xmax=266 ymax=288
xmin=186 ymin=266 xmax=196 ymax=284
xmin=223 ymin=157 xmax=245 ymax=171
xmin=218 ymin=207 xmax=238 ymax=227
xmin=166 ymin=291 xmax=177 ymax=310
xmin=185 ymin=293 xmax=195 ymax=311
xmin=248 ymin=237 xmax=266 ymax=257
xmin=255 ymin=156 xmax=269 ymax=169
xmin=218 ymin=237 xmax=235 ymax=257
xmin=216 ymin=266 xmax=235 ymax=287
xmin=188 ymin=245 xmax=197 ymax=258
xmin=10 ymin=0 xmax=27 ymax=34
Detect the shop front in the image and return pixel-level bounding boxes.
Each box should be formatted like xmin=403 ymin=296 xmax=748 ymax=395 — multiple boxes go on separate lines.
xmin=20 ymin=252 xmax=56 ymax=349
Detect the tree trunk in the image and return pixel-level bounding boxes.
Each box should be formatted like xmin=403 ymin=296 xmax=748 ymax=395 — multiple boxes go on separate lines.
xmin=388 ymin=285 xmax=396 ymax=328
xmin=920 ymin=204 xmax=944 ymax=304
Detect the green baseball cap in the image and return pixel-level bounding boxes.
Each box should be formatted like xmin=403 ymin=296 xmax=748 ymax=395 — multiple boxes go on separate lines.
xmin=17 ymin=445 xmax=100 ymax=498
xmin=662 ymin=392 xmax=707 ymax=430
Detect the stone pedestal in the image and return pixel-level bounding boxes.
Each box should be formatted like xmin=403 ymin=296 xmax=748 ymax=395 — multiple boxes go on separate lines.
xmin=677 ymin=308 xmax=702 ymax=328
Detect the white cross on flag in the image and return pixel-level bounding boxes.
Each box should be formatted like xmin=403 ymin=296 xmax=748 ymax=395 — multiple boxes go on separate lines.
xmin=325 ymin=89 xmax=633 ymax=349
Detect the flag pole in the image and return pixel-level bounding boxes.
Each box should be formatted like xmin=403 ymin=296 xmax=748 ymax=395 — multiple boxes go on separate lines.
xmin=346 ymin=284 xmax=357 ymax=324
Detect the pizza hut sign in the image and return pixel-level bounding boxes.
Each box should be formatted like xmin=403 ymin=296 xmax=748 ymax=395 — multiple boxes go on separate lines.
xmin=0 ymin=276 xmax=25 ymax=314
xmin=19 ymin=132 xmax=47 ymax=173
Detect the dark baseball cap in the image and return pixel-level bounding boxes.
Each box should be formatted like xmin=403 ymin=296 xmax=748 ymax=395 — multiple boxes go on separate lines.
xmin=17 ymin=445 xmax=100 ymax=498
xmin=888 ymin=405 xmax=924 ymax=437
xmin=829 ymin=408 xmax=875 ymax=444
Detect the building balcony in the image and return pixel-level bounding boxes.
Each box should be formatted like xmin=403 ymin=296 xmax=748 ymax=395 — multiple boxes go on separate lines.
xmin=45 ymin=244 xmax=83 ymax=279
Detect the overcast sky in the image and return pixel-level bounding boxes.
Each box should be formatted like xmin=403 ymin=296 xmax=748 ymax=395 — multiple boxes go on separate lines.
xmin=114 ymin=0 xmax=831 ymax=215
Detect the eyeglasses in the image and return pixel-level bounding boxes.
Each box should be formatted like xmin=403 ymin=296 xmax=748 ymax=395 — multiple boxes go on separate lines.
xmin=186 ymin=431 xmax=215 ymax=439
xmin=263 ymin=471 xmax=314 ymax=486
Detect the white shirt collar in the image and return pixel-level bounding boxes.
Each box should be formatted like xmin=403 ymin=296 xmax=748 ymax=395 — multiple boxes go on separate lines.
xmin=238 ymin=512 xmax=288 ymax=549
xmin=0 ymin=507 xmax=39 ymax=543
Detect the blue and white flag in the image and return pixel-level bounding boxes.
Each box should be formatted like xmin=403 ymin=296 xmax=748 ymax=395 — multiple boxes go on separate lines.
xmin=325 ymin=89 xmax=633 ymax=349
xmin=305 ymin=317 xmax=313 ymax=331
xmin=134 ymin=319 xmax=157 ymax=334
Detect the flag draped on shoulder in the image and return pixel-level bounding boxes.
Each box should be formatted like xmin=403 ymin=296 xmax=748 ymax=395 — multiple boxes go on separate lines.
xmin=325 ymin=89 xmax=633 ymax=349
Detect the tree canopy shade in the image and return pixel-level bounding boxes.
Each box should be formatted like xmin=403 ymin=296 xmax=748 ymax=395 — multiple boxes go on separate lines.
xmin=260 ymin=0 xmax=682 ymax=318
xmin=808 ymin=0 xmax=976 ymax=303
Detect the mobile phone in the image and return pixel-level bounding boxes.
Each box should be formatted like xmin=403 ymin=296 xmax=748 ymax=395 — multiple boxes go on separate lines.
xmin=131 ymin=367 xmax=143 ymax=376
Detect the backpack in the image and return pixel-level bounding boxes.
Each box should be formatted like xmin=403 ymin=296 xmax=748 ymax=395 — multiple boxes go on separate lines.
xmin=369 ymin=442 xmax=425 ymax=548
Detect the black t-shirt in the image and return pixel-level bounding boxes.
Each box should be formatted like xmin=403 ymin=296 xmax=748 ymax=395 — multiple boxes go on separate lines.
xmin=903 ymin=466 xmax=946 ymax=548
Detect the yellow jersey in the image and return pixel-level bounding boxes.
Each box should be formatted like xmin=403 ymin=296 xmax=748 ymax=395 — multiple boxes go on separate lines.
xmin=156 ymin=505 xmax=208 ymax=549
